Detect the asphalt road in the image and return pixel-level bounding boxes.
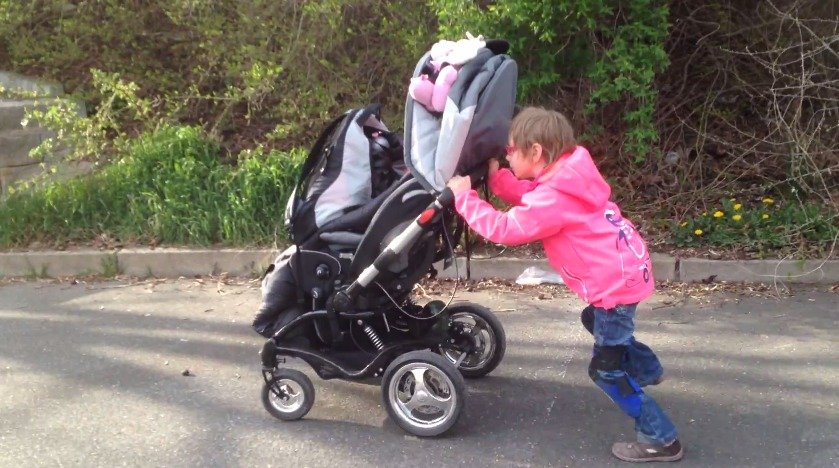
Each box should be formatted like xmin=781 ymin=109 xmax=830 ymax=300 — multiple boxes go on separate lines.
xmin=1 ymin=278 xmax=837 ymax=467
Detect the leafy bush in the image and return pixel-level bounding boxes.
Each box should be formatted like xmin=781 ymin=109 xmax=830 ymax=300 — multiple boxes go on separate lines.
xmin=652 ymin=2 xmax=837 ymax=234
xmin=0 ymin=126 xmax=304 ymax=247
xmin=2 ymin=0 xmax=835 ymax=257
xmin=2 ymin=0 xmax=670 ymax=161
xmin=22 ymin=69 xmax=153 ymax=164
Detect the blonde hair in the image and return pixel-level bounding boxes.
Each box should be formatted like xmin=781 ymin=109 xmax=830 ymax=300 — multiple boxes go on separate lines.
xmin=509 ymin=107 xmax=576 ymax=164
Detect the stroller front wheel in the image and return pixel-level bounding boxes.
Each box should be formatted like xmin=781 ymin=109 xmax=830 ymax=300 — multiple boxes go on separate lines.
xmin=261 ymin=368 xmax=315 ymax=421
xmin=382 ymin=350 xmax=465 ymax=437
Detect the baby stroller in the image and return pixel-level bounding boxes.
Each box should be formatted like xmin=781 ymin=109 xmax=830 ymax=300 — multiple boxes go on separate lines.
xmin=258 ymin=38 xmax=518 ymax=437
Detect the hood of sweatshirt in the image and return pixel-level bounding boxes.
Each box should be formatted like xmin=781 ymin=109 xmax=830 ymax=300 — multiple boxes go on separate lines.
xmin=536 ymin=146 xmax=611 ymax=211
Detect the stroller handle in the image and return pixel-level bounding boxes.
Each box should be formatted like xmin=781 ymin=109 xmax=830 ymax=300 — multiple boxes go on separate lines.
xmin=331 ymin=189 xmax=454 ymax=312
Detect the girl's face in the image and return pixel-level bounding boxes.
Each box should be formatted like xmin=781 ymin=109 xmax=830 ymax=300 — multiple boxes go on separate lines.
xmin=505 ymin=140 xmax=544 ymax=179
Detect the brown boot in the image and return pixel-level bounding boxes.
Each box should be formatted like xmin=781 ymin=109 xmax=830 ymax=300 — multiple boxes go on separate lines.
xmin=611 ymin=439 xmax=683 ymax=462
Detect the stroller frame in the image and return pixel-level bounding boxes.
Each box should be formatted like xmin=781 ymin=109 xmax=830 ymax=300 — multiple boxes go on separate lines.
xmin=259 ymin=37 xmax=516 ymax=437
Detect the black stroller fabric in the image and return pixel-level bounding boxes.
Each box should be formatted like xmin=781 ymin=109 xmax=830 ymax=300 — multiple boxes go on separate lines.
xmin=254 ymin=106 xmax=406 ymax=338
xmin=252 ymin=247 xmax=301 ymax=338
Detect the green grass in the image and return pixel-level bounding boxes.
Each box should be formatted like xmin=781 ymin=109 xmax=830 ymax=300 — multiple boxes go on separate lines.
xmin=3 ymin=124 xmax=835 ymax=259
xmin=0 ymin=125 xmax=305 ymax=248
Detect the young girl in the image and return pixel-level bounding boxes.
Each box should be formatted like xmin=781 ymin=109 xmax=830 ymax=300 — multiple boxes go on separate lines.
xmin=446 ymin=107 xmax=683 ymax=463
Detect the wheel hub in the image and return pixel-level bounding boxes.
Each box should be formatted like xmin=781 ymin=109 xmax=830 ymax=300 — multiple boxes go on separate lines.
xmin=389 ymin=364 xmax=457 ymax=429
xmin=269 ymin=379 xmax=304 ymax=413
xmin=443 ymin=313 xmax=496 ymax=371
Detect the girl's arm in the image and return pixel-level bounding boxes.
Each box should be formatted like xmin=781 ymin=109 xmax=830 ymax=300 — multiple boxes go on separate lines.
xmin=454 ymin=185 xmax=565 ymax=245
xmin=489 ymin=169 xmax=537 ymax=206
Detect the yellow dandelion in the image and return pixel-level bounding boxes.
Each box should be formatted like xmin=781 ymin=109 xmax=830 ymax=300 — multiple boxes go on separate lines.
xmin=713 ymin=210 xmax=725 ymax=218
xmin=762 ymin=214 xmax=770 ymax=220
xmin=732 ymin=214 xmax=742 ymax=221
xmin=734 ymin=203 xmax=742 ymax=210
xmin=762 ymin=197 xmax=774 ymax=205
xmin=694 ymin=229 xmax=703 ymax=236
xmin=680 ymin=221 xmax=688 ymax=227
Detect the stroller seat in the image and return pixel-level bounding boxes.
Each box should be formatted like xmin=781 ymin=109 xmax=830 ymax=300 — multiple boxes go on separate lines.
xmin=315 ymin=171 xmax=411 ymax=250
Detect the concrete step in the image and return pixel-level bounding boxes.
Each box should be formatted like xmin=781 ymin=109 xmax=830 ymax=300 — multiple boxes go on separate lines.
xmin=1 ymin=72 xmax=89 ymax=196
xmin=0 ymin=163 xmax=45 ymax=194
xmin=0 ymin=154 xmax=92 ymax=196
xmin=0 ymin=99 xmax=48 ymax=131
xmin=0 ymin=97 xmax=88 ymax=196
xmin=1 ymin=248 xmax=837 ymax=283
xmin=0 ymin=98 xmax=85 ymax=132
xmin=0 ymin=71 xmax=64 ymax=97
xmin=0 ymin=127 xmax=54 ymax=167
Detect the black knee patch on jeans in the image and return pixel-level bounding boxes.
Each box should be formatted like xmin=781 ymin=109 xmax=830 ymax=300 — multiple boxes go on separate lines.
xmin=581 ymin=305 xmax=595 ymax=335
xmin=588 ymin=345 xmax=637 ymax=396
xmin=588 ymin=345 xmax=626 ymax=378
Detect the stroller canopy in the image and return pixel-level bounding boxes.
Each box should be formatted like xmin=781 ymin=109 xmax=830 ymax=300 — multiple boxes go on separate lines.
xmin=404 ymin=38 xmax=518 ymax=192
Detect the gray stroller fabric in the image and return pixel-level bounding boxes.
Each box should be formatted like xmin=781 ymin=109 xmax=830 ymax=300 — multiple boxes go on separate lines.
xmin=305 ymin=107 xmax=390 ymax=229
xmin=404 ymin=46 xmax=518 ymax=191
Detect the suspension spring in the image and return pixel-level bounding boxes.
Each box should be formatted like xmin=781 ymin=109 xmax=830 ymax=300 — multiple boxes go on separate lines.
xmin=360 ymin=321 xmax=384 ymax=350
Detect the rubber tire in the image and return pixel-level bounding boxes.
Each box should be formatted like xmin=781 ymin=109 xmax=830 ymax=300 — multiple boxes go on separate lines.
xmin=261 ymin=368 xmax=315 ymax=421
xmin=441 ymin=302 xmax=506 ymax=378
xmin=381 ymin=350 xmax=465 ymax=437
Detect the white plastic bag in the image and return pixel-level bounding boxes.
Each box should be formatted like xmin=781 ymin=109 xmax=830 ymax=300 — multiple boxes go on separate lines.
xmin=515 ymin=266 xmax=565 ymax=285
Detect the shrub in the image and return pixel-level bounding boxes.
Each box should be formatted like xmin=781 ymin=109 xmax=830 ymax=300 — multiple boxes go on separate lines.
xmin=0 ymin=126 xmax=305 ymax=247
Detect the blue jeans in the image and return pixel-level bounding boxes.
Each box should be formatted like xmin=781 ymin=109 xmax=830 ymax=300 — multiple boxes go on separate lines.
xmin=591 ymin=304 xmax=678 ymax=445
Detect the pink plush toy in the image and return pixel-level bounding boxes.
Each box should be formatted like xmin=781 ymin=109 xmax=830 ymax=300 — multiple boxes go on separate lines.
xmin=408 ymin=61 xmax=459 ymax=113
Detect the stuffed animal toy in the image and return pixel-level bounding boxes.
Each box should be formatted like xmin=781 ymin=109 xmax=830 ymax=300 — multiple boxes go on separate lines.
xmin=429 ymin=32 xmax=485 ymax=65
xmin=408 ymin=33 xmax=486 ymax=113
xmin=408 ymin=61 xmax=459 ymax=113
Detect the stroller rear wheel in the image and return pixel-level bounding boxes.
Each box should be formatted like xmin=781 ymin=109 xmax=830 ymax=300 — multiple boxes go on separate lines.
xmin=261 ymin=368 xmax=315 ymax=421
xmin=382 ymin=350 xmax=465 ymax=437
xmin=439 ymin=303 xmax=506 ymax=378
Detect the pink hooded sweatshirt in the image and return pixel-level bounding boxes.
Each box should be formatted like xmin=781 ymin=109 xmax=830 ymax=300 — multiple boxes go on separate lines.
xmin=454 ymin=146 xmax=654 ymax=309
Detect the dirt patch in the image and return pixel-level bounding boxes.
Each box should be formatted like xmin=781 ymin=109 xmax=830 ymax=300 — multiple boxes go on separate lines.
xmin=462 ymin=238 xmax=837 ymax=261
xmin=416 ymin=276 xmax=839 ymax=302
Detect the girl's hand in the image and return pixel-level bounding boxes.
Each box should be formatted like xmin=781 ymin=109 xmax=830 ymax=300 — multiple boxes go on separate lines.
xmin=447 ymin=175 xmax=472 ymax=195
xmin=488 ymin=158 xmax=500 ymax=177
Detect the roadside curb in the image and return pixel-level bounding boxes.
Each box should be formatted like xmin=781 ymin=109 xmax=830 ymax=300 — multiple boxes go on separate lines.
xmin=1 ymin=248 xmax=837 ymax=284
xmin=432 ymin=253 xmax=681 ymax=282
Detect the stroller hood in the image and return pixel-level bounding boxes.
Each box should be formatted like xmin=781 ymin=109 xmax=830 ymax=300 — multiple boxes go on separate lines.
xmin=404 ymin=39 xmax=518 ymax=192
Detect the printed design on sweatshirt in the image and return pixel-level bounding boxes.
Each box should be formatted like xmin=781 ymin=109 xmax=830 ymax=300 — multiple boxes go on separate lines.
xmin=604 ymin=209 xmax=650 ymax=287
